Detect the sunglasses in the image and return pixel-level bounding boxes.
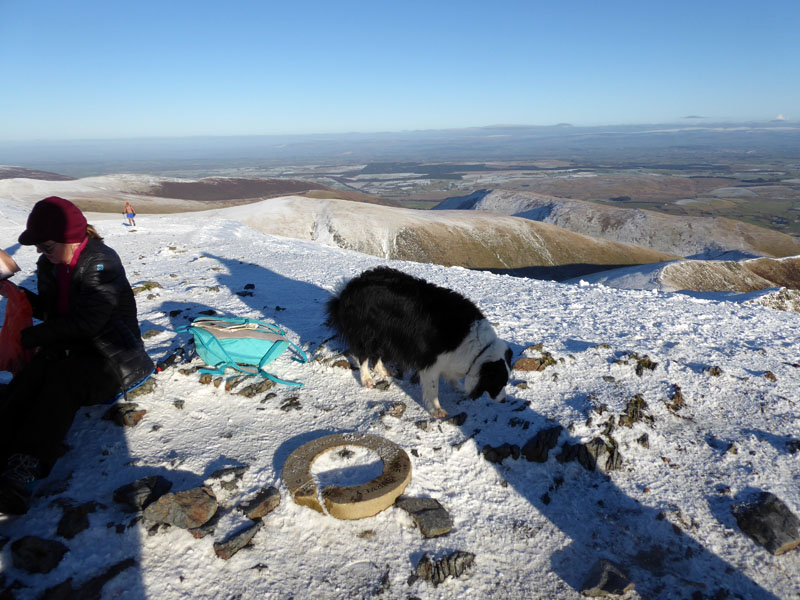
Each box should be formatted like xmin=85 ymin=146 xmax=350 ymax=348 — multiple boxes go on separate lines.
xmin=36 ymin=242 xmax=58 ymax=253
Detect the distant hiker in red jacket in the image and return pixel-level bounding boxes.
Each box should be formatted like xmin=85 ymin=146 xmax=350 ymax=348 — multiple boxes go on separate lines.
xmin=0 ymin=196 xmax=153 ymax=515
xmin=123 ymin=201 xmax=136 ymax=226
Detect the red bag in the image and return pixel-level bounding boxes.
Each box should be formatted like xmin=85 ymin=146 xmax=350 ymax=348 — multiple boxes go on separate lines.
xmin=0 ymin=280 xmax=35 ymax=374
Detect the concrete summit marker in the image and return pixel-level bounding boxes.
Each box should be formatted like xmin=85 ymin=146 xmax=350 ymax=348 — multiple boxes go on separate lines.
xmin=282 ymin=433 xmax=412 ymax=520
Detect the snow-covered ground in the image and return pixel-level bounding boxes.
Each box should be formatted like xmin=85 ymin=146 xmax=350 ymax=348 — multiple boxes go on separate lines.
xmin=1 ymin=199 xmax=799 ymax=599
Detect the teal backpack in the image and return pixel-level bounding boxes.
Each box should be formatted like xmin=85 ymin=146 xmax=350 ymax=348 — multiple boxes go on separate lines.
xmin=179 ymin=317 xmax=308 ymax=387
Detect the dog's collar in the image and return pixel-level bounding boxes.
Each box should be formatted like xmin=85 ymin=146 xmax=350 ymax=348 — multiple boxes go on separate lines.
xmin=467 ymin=342 xmax=493 ymax=376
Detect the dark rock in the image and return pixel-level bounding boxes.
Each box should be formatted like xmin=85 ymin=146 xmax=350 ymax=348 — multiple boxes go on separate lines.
xmin=666 ymin=384 xmax=686 ymax=412
xmin=412 ymin=551 xmax=475 ymax=586
xmin=395 ymin=496 xmax=453 ymax=538
xmin=443 ymin=412 xmax=467 ymax=427
xmin=103 ymin=403 xmax=146 ymax=427
xmin=114 ymin=476 xmax=173 ymax=512
xmin=481 ymin=443 xmax=520 ymax=464
xmin=173 ymin=399 xmax=185 ymax=409
xmin=558 ymin=438 xmax=622 ymax=472
xmin=56 ymin=501 xmax=102 ymax=539
xmin=40 ymin=558 xmax=136 ymax=600
xmin=213 ymin=520 xmax=263 ymax=560
xmin=764 ymin=371 xmax=777 ymax=382
xmin=280 ymin=397 xmax=301 ymax=411
xmin=618 ymin=394 xmax=653 ymax=428
xmin=239 ymin=487 xmax=280 ymax=520
xmin=144 ymin=487 xmax=218 ymax=529
xmin=224 ymin=375 xmax=249 ymax=391
xmin=11 ymin=536 xmax=69 ymax=574
xmin=522 ymin=425 xmax=563 ymax=462
xmin=141 ymin=329 xmax=162 ymax=339
xmin=199 ymin=373 xmax=213 ymax=385
xmin=513 ymin=353 xmax=556 ymax=372
xmin=383 ymin=402 xmax=406 ymax=418
xmin=581 ymin=559 xmax=634 ymax=597
xmin=237 ymin=378 xmax=275 ymax=397
xmin=733 ymin=491 xmax=800 ymax=555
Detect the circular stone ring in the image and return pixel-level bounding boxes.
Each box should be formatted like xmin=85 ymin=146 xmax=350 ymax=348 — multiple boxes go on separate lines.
xmin=282 ymin=433 xmax=412 ymax=520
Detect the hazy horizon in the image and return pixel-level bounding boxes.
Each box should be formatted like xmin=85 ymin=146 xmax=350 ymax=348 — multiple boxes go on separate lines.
xmin=1 ymin=0 xmax=797 ymax=142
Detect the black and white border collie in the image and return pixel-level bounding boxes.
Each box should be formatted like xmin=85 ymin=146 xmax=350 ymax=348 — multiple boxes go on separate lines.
xmin=325 ymin=266 xmax=512 ymax=418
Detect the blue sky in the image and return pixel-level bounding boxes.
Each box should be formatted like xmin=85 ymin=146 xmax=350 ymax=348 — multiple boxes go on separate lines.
xmin=0 ymin=0 xmax=798 ymax=141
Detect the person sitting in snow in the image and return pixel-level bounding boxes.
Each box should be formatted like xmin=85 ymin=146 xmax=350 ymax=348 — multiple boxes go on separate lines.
xmin=0 ymin=196 xmax=153 ymax=515
xmin=123 ymin=201 xmax=136 ymax=227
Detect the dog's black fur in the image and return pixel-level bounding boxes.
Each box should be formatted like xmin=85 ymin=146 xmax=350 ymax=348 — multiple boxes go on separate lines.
xmin=326 ymin=266 xmax=512 ymax=416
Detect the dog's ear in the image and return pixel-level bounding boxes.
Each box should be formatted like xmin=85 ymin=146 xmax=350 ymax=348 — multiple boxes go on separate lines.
xmin=504 ymin=347 xmax=513 ymax=368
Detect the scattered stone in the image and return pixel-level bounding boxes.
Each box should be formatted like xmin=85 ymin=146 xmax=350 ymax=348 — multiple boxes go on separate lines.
xmin=764 ymin=371 xmax=777 ymax=382
xmin=237 ymin=378 xmax=276 ymax=397
xmin=142 ymin=329 xmax=162 ymax=339
xmin=132 ymin=281 xmax=162 ymax=296
xmin=11 ymin=536 xmax=69 ymax=574
xmin=209 ymin=466 xmax=248 ymax=491
xmin=280 ymin=397 xmax=301 ymax=411
xmin=224 ymin=375 xmax=249 ymax=391
xmin=169 ymin=309 xmax=183 ymax=317
xmin=514 ymin=382 xmax=529 ymax=390
xmin=235 ymin=290 xmax=254 ymax=297
xmin=40 ymin=558 xmax=136 ymax=600
xmin=331 ymin=359 xmax=353 ymax=370
xmin=602 ymin=376 xmax=616 ymax=383
xmin=213 ymin=377 xmax=223 ymax=388
xmin=636 ymin=433 xmax=650 ymax=449
xmin=198 ymin=373 xmax=213 ymax=385
xmin=706 ymin=366 xmax=723 ymax=376
xmin=198 ymin=309 xmax=217 ymax=315
xmin=114 ymin=476 xmax=173 ymax=512
xmin=260 ymin=392 xmax=277 ymax=404
xmin=521 ymin=425 xmax=563 ymax=462
xmin=581 ymin=559 xmax=634 ymax=597
xmin=787 ymin=440 xmax=800 ymax=454
xmin=412 ymin=551 xmax=475 ymax=586
xmin=414 ymin=420 xmax=429 ymax=431
xmin=395 ymin=497 xmax=453 ymax=538
xmin=357 ymin=530 xmax=376 ymax=539
xmin=56 ymin=501 xmax=102 ymax=540
xmin=127 ymin=378 xmax=157 ymax=400
xmin=103 ymin=403 xmax=146 ymax=427
xmin=213 ymin=520 xmax=263 ymax=560
xmin=618 ymin=394 xmax=653 ymax=428
xmin=383 ymin=402 xmax=407 ymax=418
xmin=666 ymin=384 xmax=685 ymax=412
xmin=144 ymin=487 xmax=218 ymax=530
xmin=443 ymin=412 xmax=467 ymax=427
xmin=513 ymin=353 xmax=556 ymax=372
xmin=173 ymin=399 xmax=185 ymax=410
xmin=733 ymin=491 xmax=800 ymax=555
xmin=374 ymin=380 xmax=391 ymax=391
xmin=558 ymin=438 xmax=622 ymax=472
xmin=239 ymin=486 xmax=281 ymax=520
xmin=178 ymin=366 xmax=198 ymax=376
xmin=244 ymin=283 xmax=255 ymax=290
xmin=481 ymin=443 xmax=520 ymax=464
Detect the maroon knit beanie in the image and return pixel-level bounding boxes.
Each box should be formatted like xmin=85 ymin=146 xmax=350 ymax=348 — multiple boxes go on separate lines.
xmin=18 ymin=196 xmax=88 ymax=245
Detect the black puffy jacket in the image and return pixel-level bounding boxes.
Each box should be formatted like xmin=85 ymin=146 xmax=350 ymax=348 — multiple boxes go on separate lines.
xmin=23 ymin=237 xmax=153 ymax=391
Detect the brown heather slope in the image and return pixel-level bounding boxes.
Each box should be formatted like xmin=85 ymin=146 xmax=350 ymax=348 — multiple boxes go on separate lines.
xmin=656 ymin=257 xmax=800 ymax=293
xmin=226 ymin=196 xmax=679 ymax=272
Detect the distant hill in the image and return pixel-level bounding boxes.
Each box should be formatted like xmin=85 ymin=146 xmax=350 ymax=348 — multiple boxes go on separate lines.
xmin=0 ymin=173 xmax=383 ymax=213
xmin=435 ymin=189 xmax=800 ymax=258
xmin=568 ymin=256 xmax=800 ymax=294
xmin=215 ymin=196 xmax=678 ymax=272
xmin=0 ymin=165 xmax=75 ymax=181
